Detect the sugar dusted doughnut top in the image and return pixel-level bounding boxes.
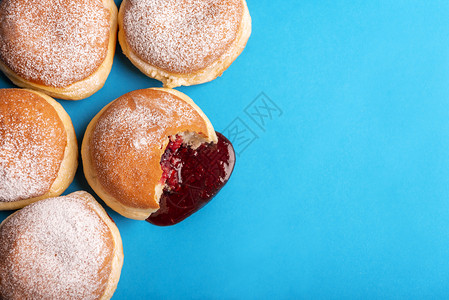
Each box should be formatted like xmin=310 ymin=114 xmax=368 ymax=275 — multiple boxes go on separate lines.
xmin=89 ymin=89 xmax=211 ymax=210
xmin=0 ymin=0 xmax=110 ymax=87
xmin=0 ymin=89 xmax=66 ymax=203
xmin=0 ymin=192 xmax=114 ymax=299
xmin=122 ymin=0 xmax=243 ymax=74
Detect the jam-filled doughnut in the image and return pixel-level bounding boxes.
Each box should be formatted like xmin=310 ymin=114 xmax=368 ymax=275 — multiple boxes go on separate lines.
xmin=0 ymin=0 xmax=118 ymax=100
xmin=0 ymin=191 xmax=124 ymax=300
xmin=0 ymin=89 xmax=77 ymax=210
xmin=82 ymin=88 xmax=235 ymax=225
xmin=118 ymin=0 xmax=251 ymax=88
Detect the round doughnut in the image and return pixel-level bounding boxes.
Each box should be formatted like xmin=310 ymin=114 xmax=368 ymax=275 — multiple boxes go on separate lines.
xmin=0 ymin=191 xmax=124 ymax=300
xmin=82 ymin=88 xmax=217 ymax=220
xmin=118 ymin=0 xmax=251 ymax=88
xmin=0 ymin=88 xmax=78 ymax=210
xmin=0 ymin=0 xmax=118 ymax=100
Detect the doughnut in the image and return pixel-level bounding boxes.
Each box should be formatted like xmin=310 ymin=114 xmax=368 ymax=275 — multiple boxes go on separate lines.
xmin=0 ymin=89 xmax=77 ymax=210
xmin=0 ymin=0 xmax=118 ymax=100
xmin=0 ymin=191 xmax=123 ymax=300
xmin=82 ymin=88 xmax=235 ymax=224
xmin=118 ymin=0 xmax=251 ymax=88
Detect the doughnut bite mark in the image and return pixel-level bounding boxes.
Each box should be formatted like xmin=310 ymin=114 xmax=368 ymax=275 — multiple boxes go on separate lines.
xmin=0 ymin=191 xmax=123 ymax=300
xmin=0 ymin=0 xmax=118 ymax=100
xmin=118 ymin=0 xmax=251 ymax=88
xmin=147 ymin=132 xmax=235 ymax=226
xmin=0 ymin=89 xmax=77 ymax=210
xmin=82 ymin=88 xmax=235 ymax=224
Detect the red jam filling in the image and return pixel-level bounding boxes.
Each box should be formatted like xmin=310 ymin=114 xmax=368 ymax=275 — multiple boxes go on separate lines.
xmin=146 ymin=132 xmax=235 ymax=226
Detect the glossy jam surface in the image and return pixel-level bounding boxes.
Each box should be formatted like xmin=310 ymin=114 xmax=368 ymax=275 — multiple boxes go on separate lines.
xmin=146 ymin=132 xmax=235 ymax=226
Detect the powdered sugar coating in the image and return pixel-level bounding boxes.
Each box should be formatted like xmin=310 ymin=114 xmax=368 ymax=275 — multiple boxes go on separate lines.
xmin=0 ymin=192 xmax=114 ymax=299
xmin=0 ymin=89 xmax=66 ymax=203
xmin=0 ymin=0 xmax=110 ymax=87
xmin=122 ymin=0 xmax=243 ymax=74
xmin=90 ymin=89 xmax=208 ymax=209
xmin=94 ymin=91 xmax=201 ymax=150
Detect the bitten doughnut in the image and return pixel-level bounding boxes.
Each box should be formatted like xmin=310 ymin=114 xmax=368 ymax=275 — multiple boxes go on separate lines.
xmin=0 ymin=0 xmax=118 ymax=100
xmin=0 ymin=89 xmax=77 ymax=210
xmin=82 ymin=88 xmax=235 ymax=225
xmin=0 ymin=191 xmax=123 ymax=300
xmin=118 ymin=0 xmax=251 ymax=88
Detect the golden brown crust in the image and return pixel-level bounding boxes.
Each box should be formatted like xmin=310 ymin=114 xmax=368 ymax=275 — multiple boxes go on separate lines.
xmin=118 ymin=0 xmax=251 ymax=88
xmin=82 ymin=88 xmax=217 ymax=220
xmin=0 ymin=191 xmax=123 ymax=300
xmin=0 ymin=89 xmax=78 ymax=210
xmin=0 ymin=0 xmax=118 ymax=100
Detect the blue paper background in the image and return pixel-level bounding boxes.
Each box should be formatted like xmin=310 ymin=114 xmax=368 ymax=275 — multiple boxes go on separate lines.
xmin=3 ymin=0 xmax=449 ymax=298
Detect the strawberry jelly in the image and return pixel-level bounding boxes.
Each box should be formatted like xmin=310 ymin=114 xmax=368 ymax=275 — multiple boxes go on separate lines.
xmin=146 ymin=132 xmax=235 ymax=226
